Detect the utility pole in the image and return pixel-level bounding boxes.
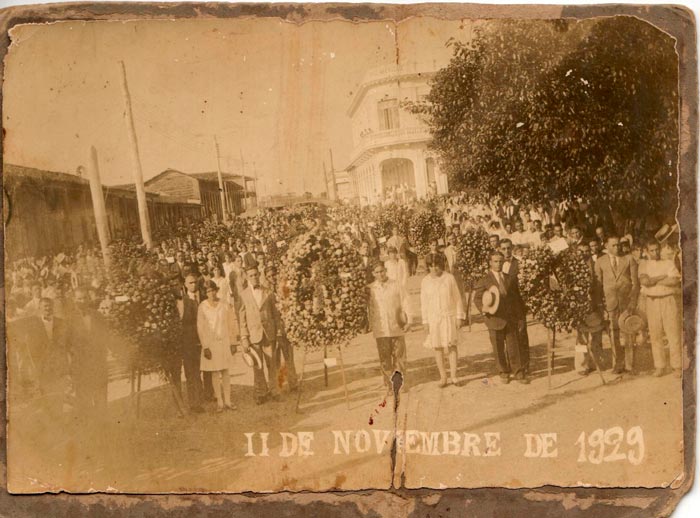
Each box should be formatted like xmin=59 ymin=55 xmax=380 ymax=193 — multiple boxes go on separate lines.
xmin=87 ymin=146 xmax=112 ymax=269
xmin=323 ymin=161 xmax=331 ymax=200
xmin=252 ymin=161 xmax=258 ymax=208
xmin=240 ymin=148 xmax=248 ymax=212
xmin=214 ymin=135 xmax=229 ymax=223
xmin=119 ymin=60 xmax=152 ymax=248
xmin=328 ymin=148 xmax=338 ymax=201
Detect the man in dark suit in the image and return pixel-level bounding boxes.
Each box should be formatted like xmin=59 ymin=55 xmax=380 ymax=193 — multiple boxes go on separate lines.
xmin=239 ymin=263 xmax=283 ymax=404
xmin=500 ymin=239 xmax=530 ymax=375
xmin=22 ymin=298 xmax=72 ymax=417
xmin=175 ymin=274 xmax=205 ymax=412
xmin=474 ymin=251 xmax=529 ymax=384
xmin=68 ymin=288 xmax=111 ymax=417
xmin=594 ymin=235 xmax=640 ymax=374
xmin=170 ymin=250 xmax=191 ymax=282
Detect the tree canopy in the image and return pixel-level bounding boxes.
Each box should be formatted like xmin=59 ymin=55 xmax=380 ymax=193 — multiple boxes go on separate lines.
xmin=411 ymin=17 xmax=679 ymax=221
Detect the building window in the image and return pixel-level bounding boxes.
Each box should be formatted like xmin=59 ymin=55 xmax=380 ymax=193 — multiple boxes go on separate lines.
xmin=377 ymin=99 xmax=400 ymax=130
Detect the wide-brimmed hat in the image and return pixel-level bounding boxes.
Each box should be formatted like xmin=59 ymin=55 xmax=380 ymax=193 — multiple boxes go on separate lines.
xmin=580 ymin=312 xmax=605 ymax=334
xmin=241 ymin=348 xmax=262 ymax=369
xmin=655 ymin=223 xmax=678 ymax=243
xmin=618 ymin=309 xmax=647 ymax=335
xmin=481 ymin=285 xmax=500 ymax=314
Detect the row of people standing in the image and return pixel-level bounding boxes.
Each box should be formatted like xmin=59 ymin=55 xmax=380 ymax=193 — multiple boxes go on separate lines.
xmin=173 ymin=255 xmax=298 ymax=414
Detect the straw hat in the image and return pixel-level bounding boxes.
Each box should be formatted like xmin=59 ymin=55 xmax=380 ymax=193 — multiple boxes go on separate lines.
xmin=241 ymin=348 xmax=262 ymax=369
xmin=618 ymin=309 xmax=647 ymax=335
xmin=481 ymin=285 xmax=500 ymax=314
xmin=655 ymin=223 xmax=678 ymax=243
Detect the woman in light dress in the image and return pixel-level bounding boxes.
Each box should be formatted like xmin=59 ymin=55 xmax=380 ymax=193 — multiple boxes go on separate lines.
xmin=421 ymin=253 xmax=465 ymax=387
xmin=384 ymin=246 xmax=409 ymax=290
xmin=198 ymin=280 xmax=236 ymax=412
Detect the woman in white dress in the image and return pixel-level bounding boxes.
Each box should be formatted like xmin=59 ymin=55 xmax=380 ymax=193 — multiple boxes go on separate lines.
xmin=421 ymin=253 xmax=466 ymax=387
xmin=384 ymin=247 xmax=409 ymax=289
xmin=198 ymin=280 xmax=236 ymax=412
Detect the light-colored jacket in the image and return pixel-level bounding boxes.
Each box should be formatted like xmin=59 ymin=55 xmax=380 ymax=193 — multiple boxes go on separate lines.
xmin=238 ymin=285 xmax=281 ymax=344
xmin=594 ymin=254 xmax=639 ymax=311
xmin=368 ymin=279 xmax=409 ymax=338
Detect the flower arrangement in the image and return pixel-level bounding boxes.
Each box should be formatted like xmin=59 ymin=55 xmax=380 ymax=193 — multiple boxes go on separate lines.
xmin=277 ymin=231 xmax=367 ymax=350
xmin=104 ymin=242 xmax=182 ymax=376
xmin=408 ymin=205 xmax=446 ymax=257
xmin=454 ymin=227 xmax=491 ymax=290
xmin=520 ymin=246 xmax=591 ymax=333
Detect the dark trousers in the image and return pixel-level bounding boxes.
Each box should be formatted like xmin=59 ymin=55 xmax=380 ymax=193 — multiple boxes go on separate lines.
xmin=516 ymin=319 xmax=530 ymax=374
xmin=406 ymin=250 xmax=418 ymax=275
xmin=577 ymin=329 xmax=603 ymax=370
xmin=252 ymin=335 xmax=280 ymax=399
xmin=488 ymin=322 xmax=523 ymax=377
xmin=202 ymin=371 xmax=214 ymax=400
xmin=275 ymin=336 xmax=299 ymax=390
xmin=609 ymin=307 xmax=634 ymax=371
xmin=375 ymin=336 xmax=407 ymax=388
xmin=182 ymin=344 xmax=203 ymax=408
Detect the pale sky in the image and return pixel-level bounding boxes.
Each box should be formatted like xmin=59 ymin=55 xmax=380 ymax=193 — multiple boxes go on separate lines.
xmin=3 ymin=17 xmax=473 ymax=195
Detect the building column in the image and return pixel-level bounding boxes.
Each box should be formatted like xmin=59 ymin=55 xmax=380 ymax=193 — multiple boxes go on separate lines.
xmin=413 ymin=149 xmax=428 ymax=199
xmin=373 ymin=162 xmax=383 ymax=204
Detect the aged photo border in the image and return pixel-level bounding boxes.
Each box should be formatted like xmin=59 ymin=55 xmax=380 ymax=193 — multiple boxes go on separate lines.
xmin=0 ymin=2 xmax=696 ymax=516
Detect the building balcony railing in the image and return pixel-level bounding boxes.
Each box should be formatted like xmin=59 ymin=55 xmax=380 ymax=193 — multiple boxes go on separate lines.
xmin=347 ymin=125 xmax=432 ymax=169
xmin=358 ymin=125 xmax=431 ymax=148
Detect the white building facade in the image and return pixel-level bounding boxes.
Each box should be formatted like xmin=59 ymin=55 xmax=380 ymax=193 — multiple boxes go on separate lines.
xmin=342 ymin=63 xmax=449 ymax=206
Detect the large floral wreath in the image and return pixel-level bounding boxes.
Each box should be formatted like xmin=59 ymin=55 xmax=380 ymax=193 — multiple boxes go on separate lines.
xmin=454 ymin=227 xmax=491 ymax=291
xmin=408 ymin=205 xmax=446 ymax=257
xmin=104 ymin=242 xmax=182 ymax=376
xmin=277 ymin=232 xmax=368 ymax=350
xmin=520 ymin=246 xmax=592 ymax=333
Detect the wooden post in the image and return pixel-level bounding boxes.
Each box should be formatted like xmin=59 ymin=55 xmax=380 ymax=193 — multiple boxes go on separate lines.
xmin=135 ymin=369 xmax=142 ymax=419
xmin=323 ymin=343 xmax=328 ymax=387
xmin=467 ymin=290 xmax=473 ymax=332
xmin=547 ymin=328 xmax=555 ymax=390
xmin=337 ymin=341 xmax=350 ymax=410
xmin=87 ymin=146 xmax=112 ymax=269
xmin=252 ymin=162 xmax=258 ymax=208
xmin=294 ymin=348 xmax=308 ymax=413
xmin=240 ymin=148 xmax=248 ymax=212
xmin=214 ymin=136 xmax=229 ymax=224
xmin=119 ymin=60 xmax=153 ymax=249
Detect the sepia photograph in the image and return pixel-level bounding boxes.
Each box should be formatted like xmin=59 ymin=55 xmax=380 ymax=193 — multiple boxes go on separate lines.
xmin=1 ymin=3 xmax=693 ymax=503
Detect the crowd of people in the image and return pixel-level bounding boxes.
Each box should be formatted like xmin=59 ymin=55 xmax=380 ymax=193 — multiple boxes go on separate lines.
xmin=6 ymin=193 xmax=683 ymax=421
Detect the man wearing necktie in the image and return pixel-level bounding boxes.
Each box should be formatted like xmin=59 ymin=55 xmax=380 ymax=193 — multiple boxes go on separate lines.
xmin=594 ymin=235 xmax=640 ymax=374
xmin=475 ymin=251 xmax=528 ymax=384
xmin=501 ymin=239 xmax=530 ymax=375
xmin=176 ymin=274 xmax=206 ymax=412
xmin=239 ymin=262 xmax=283 ymax=405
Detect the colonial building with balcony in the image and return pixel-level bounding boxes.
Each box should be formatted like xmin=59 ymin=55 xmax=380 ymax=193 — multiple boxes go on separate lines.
xmin=342 ymin=63 xmax=449 ymax=206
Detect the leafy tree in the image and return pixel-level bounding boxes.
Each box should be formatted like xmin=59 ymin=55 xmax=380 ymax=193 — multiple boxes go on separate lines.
xmin=411 ymin=17 xmax=678 ymax=225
